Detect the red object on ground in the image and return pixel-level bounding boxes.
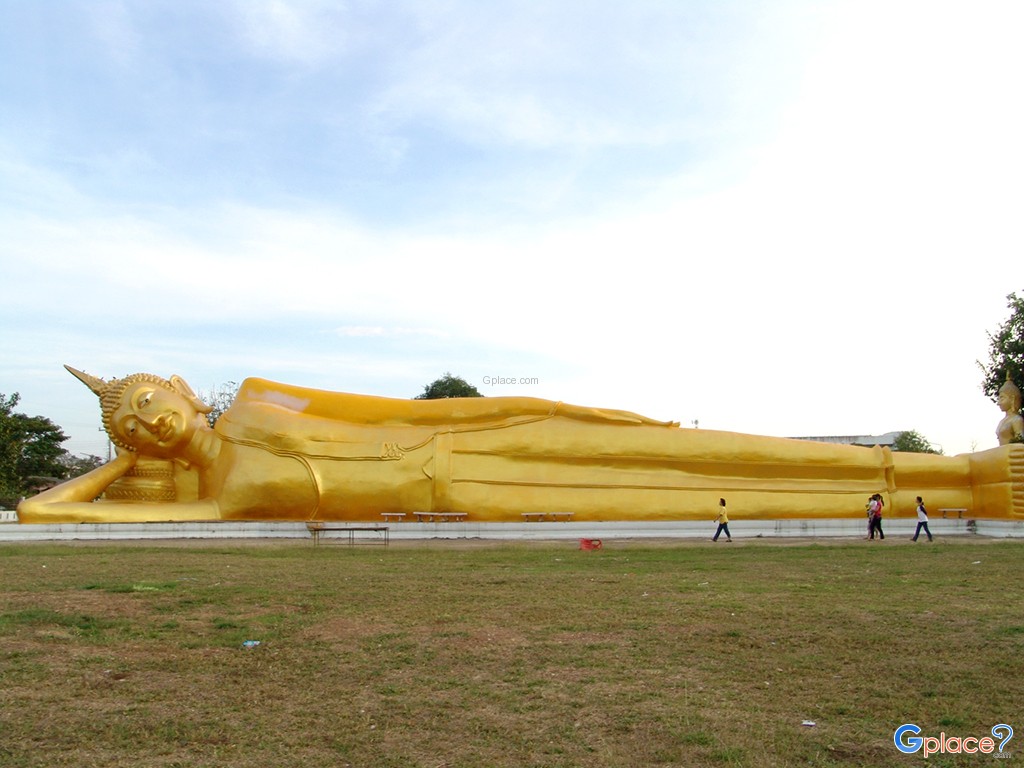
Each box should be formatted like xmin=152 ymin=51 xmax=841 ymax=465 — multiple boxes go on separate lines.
xmin=579 ymin=538 xmax=603 ymax=550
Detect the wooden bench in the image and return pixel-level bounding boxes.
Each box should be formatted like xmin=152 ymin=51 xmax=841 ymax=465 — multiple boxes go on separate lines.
xmin=412 ymin=511 xmax=468 ymax=522
xmin=436 ymin=512 xmax=467 ymax=522
xmin=380 ymin=512 xmax=406 ymax=523
xmin=521 ymin=512 xmax=574 ymax=522
xmin=306 ymin=522 xmax=389 ymax=547
xmin=938 ymin=508 xmax=968 ymax=519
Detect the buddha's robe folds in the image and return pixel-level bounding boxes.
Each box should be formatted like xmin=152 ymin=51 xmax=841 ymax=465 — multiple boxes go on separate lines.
xmin=203 ymin=378 xmax=1023 ymax=521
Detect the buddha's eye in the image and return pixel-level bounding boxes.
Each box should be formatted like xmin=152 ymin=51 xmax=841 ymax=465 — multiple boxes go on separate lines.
xmin=140 ymin=395 xmax=151 ymax=408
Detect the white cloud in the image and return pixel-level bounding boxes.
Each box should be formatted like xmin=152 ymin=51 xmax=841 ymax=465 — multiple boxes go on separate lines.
xmin=226 ymin=0 xmax=355 ymax=66
xmin=329 ymin=326 xmax=450 ymax=339
xmin=2 ymin=0 xmax=1021 ymax=463
xmin=86 ymin=0 xmax=142 ymax=66
xmin=366 ymin=2 xmax=811 ymax=151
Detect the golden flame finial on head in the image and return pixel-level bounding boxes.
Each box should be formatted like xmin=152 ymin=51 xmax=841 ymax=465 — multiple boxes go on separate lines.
xmin=64 ymin=365 xmax=106 ymax=396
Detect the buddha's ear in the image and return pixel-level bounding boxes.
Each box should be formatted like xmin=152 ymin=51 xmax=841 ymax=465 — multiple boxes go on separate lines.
xmin=169 ymin=374 xmax=214 ymax=415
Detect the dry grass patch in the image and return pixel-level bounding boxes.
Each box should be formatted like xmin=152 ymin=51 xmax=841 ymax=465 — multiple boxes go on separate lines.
xmin=0 ymin=539 xmax=1021 ymax=767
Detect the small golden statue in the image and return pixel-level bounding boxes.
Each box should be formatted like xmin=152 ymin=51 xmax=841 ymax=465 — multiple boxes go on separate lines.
xmin=996 ymin=374 xmax=1024 ymax=446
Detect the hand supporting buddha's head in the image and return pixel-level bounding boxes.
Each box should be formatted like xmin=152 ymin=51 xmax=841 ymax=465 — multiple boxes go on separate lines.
xmin=66 ymin=366 xmax=213 ymax=458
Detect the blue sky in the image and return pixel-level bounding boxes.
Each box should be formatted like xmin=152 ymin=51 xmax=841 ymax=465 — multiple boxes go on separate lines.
xmin=1 ymin=0 xmax=1022 ymax=461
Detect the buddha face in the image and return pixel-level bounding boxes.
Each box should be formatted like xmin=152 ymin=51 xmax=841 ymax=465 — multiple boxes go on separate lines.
xmin=110 ymin=381 xmax=202 ymax=456
xmin=998 ymin=387 xmax=1021 ymax=415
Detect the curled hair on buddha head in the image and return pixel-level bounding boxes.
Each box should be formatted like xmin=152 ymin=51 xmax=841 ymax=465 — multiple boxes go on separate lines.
xmin=64 ymin=365 xmax=212 ymax=450
xmin=999 ymin=373 xmax=1022 ymax=412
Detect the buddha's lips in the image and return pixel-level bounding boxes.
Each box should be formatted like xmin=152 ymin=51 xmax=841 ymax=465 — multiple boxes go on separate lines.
xmin=154 ymin=415 xmax=175 ymax=443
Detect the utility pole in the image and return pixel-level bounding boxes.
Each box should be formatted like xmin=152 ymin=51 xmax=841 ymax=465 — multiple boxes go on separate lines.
xmin=99 ymin=427 xmax=111 ymax=462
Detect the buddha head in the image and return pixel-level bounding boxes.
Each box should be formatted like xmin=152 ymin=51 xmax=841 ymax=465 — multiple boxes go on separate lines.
xmin=998 ymin=375 xmax=1022 ymax=415
xmin=66 ymin=366 xmax=212 ymax=457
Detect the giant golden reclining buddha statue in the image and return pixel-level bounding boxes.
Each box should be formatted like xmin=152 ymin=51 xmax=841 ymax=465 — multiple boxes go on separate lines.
xmin=15 ymin=366 xmax=1024 ymax=523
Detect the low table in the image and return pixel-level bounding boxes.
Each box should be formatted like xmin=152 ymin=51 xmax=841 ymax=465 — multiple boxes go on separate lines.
xmin=306 ymin=522 xmax=389 ymax=547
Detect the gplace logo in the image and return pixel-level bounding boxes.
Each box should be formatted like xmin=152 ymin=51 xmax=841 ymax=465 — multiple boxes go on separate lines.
xmin=894 ymin=723 xmax=1014 ymax=758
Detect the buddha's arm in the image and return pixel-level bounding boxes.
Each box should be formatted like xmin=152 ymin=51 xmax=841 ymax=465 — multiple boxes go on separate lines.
xmin=552 ymin=402 xmax=679 ymax=427
xmin=366 ymin=394 xmax=677 ymax=427
xmin=25 ymin=451 xmax=138 ymax=504
xmin=237 ymin=378 xmax=677 ymax=427
xmin=16 ymin=452 xmax=220 ymax=523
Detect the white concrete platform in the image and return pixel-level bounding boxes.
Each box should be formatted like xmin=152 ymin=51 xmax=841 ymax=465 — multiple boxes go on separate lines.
xmin=0 ymin=517 xmax=1020 ymax=542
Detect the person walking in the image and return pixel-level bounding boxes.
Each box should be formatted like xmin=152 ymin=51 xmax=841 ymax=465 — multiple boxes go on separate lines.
xmin=912 ymin=496 xmax=933 ymax=542
xmin=868 ymin=493 xmax=885 ymax=540
xmin=712 ymin=498 xmax=732 ymax=542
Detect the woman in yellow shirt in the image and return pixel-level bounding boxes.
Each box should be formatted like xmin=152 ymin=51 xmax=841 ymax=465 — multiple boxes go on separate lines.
xmin=713 ymin=498 xmax=732 ymax=542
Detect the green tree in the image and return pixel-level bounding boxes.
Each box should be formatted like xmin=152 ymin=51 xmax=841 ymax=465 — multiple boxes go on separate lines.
xmin=892 ymin=429 xmax=942 ymax=455
xmin=0 ymin=392 xmax=73 ymax=498
xmin=199 ymin=381 xmax=240 ymax=426
xmin=0 ymin=393 xmax=22 ymax=496
xmin=59 ymin=453 xmax=104 ymax=478
xmin=978 ymin=291 xmax=1024 ymax=403
xmin=13 ymin=413 xmax=71 ymax=481
xmin=414 ymin=373 xmax=483 ymax=399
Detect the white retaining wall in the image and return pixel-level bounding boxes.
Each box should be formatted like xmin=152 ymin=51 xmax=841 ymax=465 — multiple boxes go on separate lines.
xmin=0 ymin=517 xmax=1020 ymax=542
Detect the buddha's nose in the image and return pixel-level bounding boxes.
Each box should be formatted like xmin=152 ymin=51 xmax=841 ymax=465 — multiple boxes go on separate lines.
xmin=138 ymin=412 xmax=163 ymax=432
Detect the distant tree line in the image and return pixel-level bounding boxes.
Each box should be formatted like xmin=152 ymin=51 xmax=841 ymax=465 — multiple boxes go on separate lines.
xmin=891 ymin=429 xmax=941 ymax=454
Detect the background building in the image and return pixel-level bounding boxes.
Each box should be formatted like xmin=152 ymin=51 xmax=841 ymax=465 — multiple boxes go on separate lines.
xmin=790 ymin=431 xmax=902 ymax=448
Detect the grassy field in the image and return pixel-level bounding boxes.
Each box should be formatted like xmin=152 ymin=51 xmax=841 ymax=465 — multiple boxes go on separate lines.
xmin=0 ymin=537 xmax=1020 ymax=767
